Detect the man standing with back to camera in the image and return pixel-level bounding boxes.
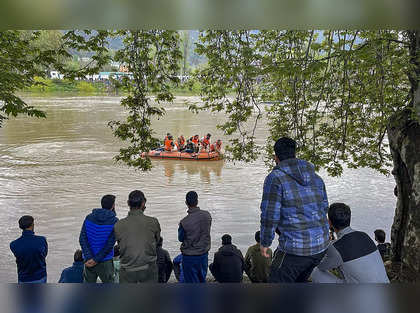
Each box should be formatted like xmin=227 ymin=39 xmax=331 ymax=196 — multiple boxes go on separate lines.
xmin=178 ymin=191 xmax=212 ymax=283
xmin=260 ymin=137 xmax=330 ymax=282
xmin=114 ymin=190 xmax=161 ymax=283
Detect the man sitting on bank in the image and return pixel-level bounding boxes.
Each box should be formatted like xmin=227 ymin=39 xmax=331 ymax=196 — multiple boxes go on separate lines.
xmin=311 ymin=203 xmax=390 ymax=283
xmin=374 ymin=229 xmax=391 ymax=262
xmin=244 ymin=231 xmax=272 ymax=283
xmin=58 ymin=249 xmax=84 ymax=283
xmin=209 ymin=234 xmax=244 ymax=283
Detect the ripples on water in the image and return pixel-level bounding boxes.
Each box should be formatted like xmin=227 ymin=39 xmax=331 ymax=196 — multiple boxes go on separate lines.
xmin=0 ymin=96 xmax=396 ymax=282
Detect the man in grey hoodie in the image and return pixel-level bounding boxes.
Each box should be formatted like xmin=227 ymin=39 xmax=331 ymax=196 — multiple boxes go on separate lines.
xmin=311 ymin=203 xmax=389 ymax=283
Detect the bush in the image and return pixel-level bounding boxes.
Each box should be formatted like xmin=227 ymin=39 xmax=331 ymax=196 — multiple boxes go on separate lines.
xmin=76 ymin=81 xmax=96 ymax=93
xmin=27 ymin=77 xmax=54 ymax=92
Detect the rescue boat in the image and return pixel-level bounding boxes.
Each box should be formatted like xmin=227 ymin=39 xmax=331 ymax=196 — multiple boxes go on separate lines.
xmin=141 ymin=150 xmax=221 ymax=161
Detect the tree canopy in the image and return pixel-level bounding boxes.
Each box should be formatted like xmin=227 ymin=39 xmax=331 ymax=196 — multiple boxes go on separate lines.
xmin=0 ymin=30 xmax=110 ymax=126
xmin=193 ymin=30 xmax=417 ymax=176
xmin=109 ymin=30 xmax=182 ymax=170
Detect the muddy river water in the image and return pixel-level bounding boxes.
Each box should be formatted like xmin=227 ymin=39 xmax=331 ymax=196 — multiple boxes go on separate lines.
xmin=0 ymin=96 xmax=396 ymax=282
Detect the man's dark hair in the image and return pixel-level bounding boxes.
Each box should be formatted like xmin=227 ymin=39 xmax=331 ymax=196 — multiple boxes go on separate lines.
xmin=186 ymin=191 xmax=198 ymax=207
xmin=74 ymin=249 xmax=83 ymax=262
xmin=374 ymin=229 xmax=386 ymax=243
xmin=255 ymin=231 xmax=261 ymax=243
xmin=113 ymin=245 xmax=120 ymax=257
xmin=274 ymin=137 xmax=296 ymax=161
xmin=222 ymin=234 xmax=232 ymax=245
xmin=128 ymin=190 xmax=146 ymax=209
xmin=157 ymin=236 xmax=163 ymax=247
xmin=18 ymin=215 xmax=34 ymax=230
xmin=328 ymin=203 xmax=351 ymax=230
xmin=101 ymin=194 xmax=116 ymax=210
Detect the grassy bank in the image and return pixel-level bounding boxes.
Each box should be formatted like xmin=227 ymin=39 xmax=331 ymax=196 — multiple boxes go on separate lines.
xmin=24 ymin=77 xmax=202 ymax=96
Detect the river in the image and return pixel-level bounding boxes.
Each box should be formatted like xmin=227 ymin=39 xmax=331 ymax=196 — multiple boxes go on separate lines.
xmin=0 ymin=96 xmax=396 ymax=282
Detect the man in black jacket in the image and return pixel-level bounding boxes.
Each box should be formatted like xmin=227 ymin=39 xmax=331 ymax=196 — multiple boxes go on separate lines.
xmin=209 ymin=234 xmax=244 ymax=283
xmin=156 ymin=237 xmax=173 ymax=283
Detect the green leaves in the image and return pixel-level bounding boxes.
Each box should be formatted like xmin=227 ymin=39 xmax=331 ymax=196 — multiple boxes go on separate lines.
xmin=0 ymin=30 xmax=111 ymax=126
xmin=194 ymin=30 xmax=263 ymax=162
xmin=109 ymin=30 xmax=182 ymax=171
xmin=195 ymin=30 xmax=413 ymax=176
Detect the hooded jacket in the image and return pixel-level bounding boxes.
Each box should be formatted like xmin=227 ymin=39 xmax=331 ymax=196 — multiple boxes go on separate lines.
xmin=79 ymin=208 xmax=118 ymax=263
xmin=260 ymin=158 xmax=329 ymax=256
xmin=156 ymin=244 xmax=173 ymax=283
xmin=58 ymin=261 xmax=84 ymax=283
xmin=209 ymin=244 xmax=244 ymax=283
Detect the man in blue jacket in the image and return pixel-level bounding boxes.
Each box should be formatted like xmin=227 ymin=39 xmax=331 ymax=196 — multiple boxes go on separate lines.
xmin=58 ymin=249 xmax=84 ymax=283
xmin=260 ymin=137 xmax=330 ymax=282
xmin=10 ymin=215 xmax=48 ymax=283
xmin=79 ymin=194 xmax=118 ymax=283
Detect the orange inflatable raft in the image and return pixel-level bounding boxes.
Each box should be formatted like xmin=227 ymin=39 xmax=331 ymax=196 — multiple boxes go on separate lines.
xmin=141 ymin=150 xmax=221 ymax=161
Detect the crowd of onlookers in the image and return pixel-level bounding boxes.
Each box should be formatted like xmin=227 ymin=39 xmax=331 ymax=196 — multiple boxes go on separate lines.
xmin=9 ymin=137 xmax=392 ymax=284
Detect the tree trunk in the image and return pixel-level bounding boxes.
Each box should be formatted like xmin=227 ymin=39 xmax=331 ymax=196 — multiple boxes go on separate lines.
xmin=387 ymin=111 xmax=420 ymax=280
xmin=386 ymin=30 xmax=420 ymax=281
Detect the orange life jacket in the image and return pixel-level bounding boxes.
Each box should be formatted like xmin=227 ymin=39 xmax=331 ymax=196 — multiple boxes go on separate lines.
xmin=210 ymin=141 xmax=222 ymax=152
xmin=179 ymin=136 xmax=185 ymax=146
xmin=192 ymin=137 xmax=199 ymax=145
xmin=164 ymin=138 xmax=173 ymax=151
xmin=202 ymin=137 xmax=210 ymax=146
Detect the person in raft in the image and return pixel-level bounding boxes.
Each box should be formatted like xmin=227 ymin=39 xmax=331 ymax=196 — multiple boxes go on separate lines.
xmin=210 ymin=139 xmax=223 ymax=154
xmin=185 ymin=139 xmax=195 ymax=153
xmin=259 ymin=137 xmax=330 ymax=283
xmin=164 ymin=135 xmax=175 ymax=152
xmin=200 ymin=133 xmax=212 ymax=151
xmin=191 ymin=135 xmax=200 ymax=152
xmin=311 ymin=203 xmax=390 ymax=283
xmin=176 ymin=135 xmax=186 ymax=151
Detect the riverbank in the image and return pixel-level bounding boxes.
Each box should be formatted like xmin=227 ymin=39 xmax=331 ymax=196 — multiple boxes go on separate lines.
xmin=23 ymin=77 xmax=202 ymax=96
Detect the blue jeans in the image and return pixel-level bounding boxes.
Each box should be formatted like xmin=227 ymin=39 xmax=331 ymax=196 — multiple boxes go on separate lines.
xmin=182 ymin=253 xmax=208 ymax=283
xmin=18 ymin=276 xmax=47 ymax=284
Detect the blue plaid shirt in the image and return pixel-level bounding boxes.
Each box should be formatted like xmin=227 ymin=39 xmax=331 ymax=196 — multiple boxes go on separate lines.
xmin=260 ymin=158 xmax=329 ymax=256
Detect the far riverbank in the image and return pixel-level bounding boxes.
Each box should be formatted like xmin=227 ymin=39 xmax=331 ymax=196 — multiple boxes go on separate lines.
xmin=22 ymin=77 xmax=202 ymax=96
